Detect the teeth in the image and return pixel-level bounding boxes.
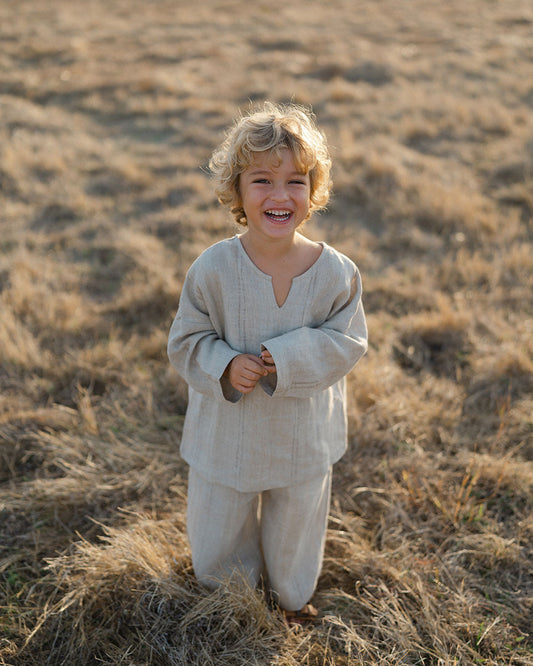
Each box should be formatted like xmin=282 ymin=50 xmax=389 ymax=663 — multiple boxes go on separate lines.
xmin=266 ymin=210 xmax=291 ymax=216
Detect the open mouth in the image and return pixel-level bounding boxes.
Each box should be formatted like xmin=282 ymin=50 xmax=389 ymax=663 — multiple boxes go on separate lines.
xmin=265 ymin=209 xmax=292 ymax=223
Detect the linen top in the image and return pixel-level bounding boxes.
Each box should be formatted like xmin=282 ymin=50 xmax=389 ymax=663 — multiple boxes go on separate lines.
xmin=167 ymin=235 xmax=368 ymax=492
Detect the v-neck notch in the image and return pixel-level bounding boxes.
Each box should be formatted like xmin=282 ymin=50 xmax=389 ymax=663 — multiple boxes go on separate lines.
xmin=236 ymin=236 xmax=325 ymax=308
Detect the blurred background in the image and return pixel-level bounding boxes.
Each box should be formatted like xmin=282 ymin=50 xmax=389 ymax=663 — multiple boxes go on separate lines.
xmin=1 ymin=1 xmax=532 ymax=664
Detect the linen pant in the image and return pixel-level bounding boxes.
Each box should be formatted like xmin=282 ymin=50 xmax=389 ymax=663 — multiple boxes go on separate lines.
xmin=187 ymin=467 xmax=332 ymax=611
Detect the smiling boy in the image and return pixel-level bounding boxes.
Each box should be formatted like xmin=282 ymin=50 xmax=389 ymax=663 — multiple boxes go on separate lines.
xmin=167 ymin=102 xmax=368 ymax=625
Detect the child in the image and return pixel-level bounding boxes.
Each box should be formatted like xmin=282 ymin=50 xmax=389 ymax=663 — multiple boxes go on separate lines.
xmin=167 ymin=102 xmax=368 ymax=626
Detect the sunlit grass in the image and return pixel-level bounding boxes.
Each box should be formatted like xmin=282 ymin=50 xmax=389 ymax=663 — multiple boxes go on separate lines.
xmin=1 ymin=0 xmax=532 ymax=664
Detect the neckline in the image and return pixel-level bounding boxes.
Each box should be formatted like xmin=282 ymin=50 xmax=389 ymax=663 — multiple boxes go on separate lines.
xmin=236 ymin=235 xmax=325 ymax=283
xmin=236 ymin=235 xmax=325 ymax=308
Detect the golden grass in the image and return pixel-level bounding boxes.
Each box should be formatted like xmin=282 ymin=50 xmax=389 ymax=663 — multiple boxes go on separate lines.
xmin=1 ymin=0 xmax=532 ymax=664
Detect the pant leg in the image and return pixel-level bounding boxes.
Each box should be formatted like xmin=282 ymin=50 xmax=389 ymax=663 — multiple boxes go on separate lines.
xmin=186 ymin=468 xmax=264 ymax=590
xmin=260 ymin=468 xmax=332 ymax=611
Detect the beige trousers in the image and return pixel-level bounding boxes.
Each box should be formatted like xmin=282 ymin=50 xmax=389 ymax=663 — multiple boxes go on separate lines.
xmin=187 ymin=467 xmax=332 ymax=611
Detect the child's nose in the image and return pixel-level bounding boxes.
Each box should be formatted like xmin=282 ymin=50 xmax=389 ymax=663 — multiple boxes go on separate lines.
xmin=271 ymin=184 xmax=289 ymax=201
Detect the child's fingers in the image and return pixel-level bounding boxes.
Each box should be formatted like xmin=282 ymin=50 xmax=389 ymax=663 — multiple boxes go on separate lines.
xmin=227 ymin=353 xmax=274 ymax=393
xmin=235 ymin=381 xmax=255 ymax=393
xmin=236 ymin=363 xmax=266 ymax=392
xmin=244 ymin=356 xmax=269 ymax=376
xmin=260 ymin=352 xmax=276 ymax=374
xmin=260 ymin=350 xmax=275 ymax=365
xmin=241 ymin=366 xmax=266 ymax=380
xmin=229 ymin=355 xmax=267 ymax=389
xmin=230 ymin=371 xmax=257 ymax=393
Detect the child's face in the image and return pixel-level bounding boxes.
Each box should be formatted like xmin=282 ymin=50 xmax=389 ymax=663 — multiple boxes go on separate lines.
xmin=238 ymin=148 xmax=311 ymax=242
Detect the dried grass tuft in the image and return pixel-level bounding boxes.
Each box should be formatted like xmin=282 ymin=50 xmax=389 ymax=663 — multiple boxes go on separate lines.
xmin=22 ymin=518 xmax=288 ymax=666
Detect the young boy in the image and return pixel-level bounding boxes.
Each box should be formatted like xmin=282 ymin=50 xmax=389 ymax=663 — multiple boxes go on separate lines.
xmin=167 ymin=102 xmax=368 ymax=626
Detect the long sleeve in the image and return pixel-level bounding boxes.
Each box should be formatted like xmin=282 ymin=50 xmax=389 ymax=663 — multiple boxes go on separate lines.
xmin=167 ymin=265 xmax=241 ymax=403
xmin=259 ymin=267 xmax=367 ymax=398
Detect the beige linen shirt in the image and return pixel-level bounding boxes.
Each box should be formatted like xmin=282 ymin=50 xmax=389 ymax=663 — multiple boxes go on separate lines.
xmin=167 ymin=236 xmax=368 ymax=492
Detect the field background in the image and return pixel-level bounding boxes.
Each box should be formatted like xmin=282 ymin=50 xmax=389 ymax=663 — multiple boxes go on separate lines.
xmin=1 ymin=0 xmax=532 ymax=664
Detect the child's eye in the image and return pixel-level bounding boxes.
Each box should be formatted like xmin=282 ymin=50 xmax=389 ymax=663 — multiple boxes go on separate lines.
xmin=253 ymin=178 xmax=270 ymax=184
xmin=290 ymin=179 xmax=306 ymax=185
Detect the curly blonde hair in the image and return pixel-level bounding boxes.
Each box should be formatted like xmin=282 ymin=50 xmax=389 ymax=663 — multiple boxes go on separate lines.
xmin=209 ymin=102 xmax=332 ymax=226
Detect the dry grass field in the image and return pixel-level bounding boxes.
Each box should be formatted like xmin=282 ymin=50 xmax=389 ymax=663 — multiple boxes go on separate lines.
xmin=1 ymin=0 xmax=532 ymax=663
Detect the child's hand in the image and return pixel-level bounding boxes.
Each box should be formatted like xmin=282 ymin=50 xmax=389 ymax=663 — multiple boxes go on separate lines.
xmin=260 ymin=349 xmax=277 ymax=373
xmin=225 ymin=354 xmax=269 ymax=394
